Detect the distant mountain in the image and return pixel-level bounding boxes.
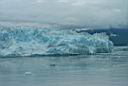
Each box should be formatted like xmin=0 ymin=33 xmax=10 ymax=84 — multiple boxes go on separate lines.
xmin=77 ymin=28 xmax=128 ymax=46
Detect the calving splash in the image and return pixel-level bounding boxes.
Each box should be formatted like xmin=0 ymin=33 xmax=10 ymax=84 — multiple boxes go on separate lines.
xmin=0 ymin=23 xmax=113 ymax=57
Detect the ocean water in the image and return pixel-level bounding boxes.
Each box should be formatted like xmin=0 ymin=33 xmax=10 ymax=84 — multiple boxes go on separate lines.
xmin=0 ymin=46 xmax=128 ymax=86
xmin=0 ymin=22 xmax=128 ymax=86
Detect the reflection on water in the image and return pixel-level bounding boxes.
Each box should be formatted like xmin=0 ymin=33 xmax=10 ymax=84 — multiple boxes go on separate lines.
xmin=0 ymin=47 xmax=128 ymax=86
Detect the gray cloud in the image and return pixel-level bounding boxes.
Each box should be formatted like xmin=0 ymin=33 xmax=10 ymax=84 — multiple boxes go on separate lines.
xmin=0 ymin=0 xmax=127 ymax=27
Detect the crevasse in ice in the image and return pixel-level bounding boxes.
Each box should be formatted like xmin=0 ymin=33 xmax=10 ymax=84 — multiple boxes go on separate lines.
xmin=0 ymin=23 xmax=113 ymax=56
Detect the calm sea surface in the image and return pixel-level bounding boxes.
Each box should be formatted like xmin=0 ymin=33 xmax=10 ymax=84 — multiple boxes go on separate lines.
xmin=0 ymin=46 xmax=128 ymax=86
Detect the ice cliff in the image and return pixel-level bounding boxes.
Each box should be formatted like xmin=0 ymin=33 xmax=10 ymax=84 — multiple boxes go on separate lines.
xmin=0 ymin=23 xmax=113 ymax=57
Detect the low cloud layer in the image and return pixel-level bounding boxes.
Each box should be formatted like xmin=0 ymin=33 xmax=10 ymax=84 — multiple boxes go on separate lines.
xmin=0 ymin=0 xmax=128 ymax=27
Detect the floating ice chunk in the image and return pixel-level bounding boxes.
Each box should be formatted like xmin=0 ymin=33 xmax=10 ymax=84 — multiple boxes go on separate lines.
xmin=24 ymin=72 xmax=32 ymax=75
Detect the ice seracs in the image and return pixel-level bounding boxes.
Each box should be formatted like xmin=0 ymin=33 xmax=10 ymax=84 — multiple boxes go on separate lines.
xmin=0 ymin=24 xmax=113 ymax=57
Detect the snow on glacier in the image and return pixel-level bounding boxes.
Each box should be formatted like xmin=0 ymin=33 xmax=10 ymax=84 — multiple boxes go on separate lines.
xmin=0 ymin=23 xmax=113 ymax=56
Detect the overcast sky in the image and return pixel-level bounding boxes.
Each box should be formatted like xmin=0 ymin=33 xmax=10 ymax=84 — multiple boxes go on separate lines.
xmin=0 ymin=0 xmax=128 ymax=27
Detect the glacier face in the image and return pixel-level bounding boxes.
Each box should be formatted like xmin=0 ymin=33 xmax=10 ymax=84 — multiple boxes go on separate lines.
xmin=0 ymin=23 xmax=113 ymax=57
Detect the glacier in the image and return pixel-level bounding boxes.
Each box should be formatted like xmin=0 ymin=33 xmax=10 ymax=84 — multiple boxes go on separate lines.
xmin=0 ymin=23 xmax=113 ymax=57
